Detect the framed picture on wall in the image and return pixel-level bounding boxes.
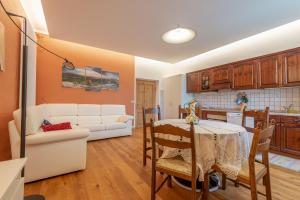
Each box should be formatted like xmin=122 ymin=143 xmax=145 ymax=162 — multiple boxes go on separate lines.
xmin=0 ymin=22 xmax=5 ymax=71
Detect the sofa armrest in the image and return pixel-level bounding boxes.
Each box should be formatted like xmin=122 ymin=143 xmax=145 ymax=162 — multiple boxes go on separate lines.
xmin=26 ymin=128 xmax=90 ymax=145
xmin=118 ymin=115 xmax=134 ymax=123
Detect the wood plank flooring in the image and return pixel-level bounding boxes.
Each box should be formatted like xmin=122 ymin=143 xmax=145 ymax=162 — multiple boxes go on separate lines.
xmin=25 ymin=128 xmax=300 ymax=200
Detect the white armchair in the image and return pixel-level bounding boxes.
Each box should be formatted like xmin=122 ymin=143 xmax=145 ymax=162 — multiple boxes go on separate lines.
xmin=9 ymin=105 xmax=89 ymax=183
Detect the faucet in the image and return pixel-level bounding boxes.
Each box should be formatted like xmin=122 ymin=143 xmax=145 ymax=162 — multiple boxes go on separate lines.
xmin=282 ymin=104 xmax=293 ymax=113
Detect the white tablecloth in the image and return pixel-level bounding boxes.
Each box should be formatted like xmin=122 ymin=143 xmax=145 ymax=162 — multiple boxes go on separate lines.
xmin=155 ymin=119 xmax=248 ymax=181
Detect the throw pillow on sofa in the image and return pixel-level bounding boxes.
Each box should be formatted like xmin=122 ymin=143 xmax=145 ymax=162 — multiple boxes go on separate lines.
xmin=41 ymin=122 xmax=72 ymax=132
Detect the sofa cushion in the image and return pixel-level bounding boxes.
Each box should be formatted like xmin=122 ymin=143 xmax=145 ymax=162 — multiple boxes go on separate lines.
xmin=101 ymin=115 xmax=120 ymax=123
xmin=78 ymin=116 xmax=102 ymax=125
xmin=26 ymin=128 xmax=89 ymax=145
xmin=46 ymin=104 xmax=77 ymax=116
xmin=41 ymin=122 xmax=72 ymax=132
xmin=77 ymin=104 xmax=101 ymax=116
xmin=80 ymin=124 xmax=106 ymax=132
xmin=49 ymin=116 xmax=77 ymax=126
xmin=101 ymin=105 xmax=125 ymax=116
xmin=13 ymin=105 xmax=50 ymax=135
xmin=106 ymin=122 xmax=127 ymax=130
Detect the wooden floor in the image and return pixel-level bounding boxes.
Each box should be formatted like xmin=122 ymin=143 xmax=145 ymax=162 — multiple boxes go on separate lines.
xmin=25 ymin=128 xmax=300 ymax=200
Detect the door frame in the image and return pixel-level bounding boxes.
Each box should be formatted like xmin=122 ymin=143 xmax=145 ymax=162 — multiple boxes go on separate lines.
xmin=134 ymin=79 xmax=159 ymax=127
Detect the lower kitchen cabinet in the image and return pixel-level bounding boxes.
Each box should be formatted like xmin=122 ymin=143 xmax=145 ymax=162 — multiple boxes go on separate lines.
xmin=270 ymin=115 xmax=300 ymax=159
xmin=270 ymin=115 xmax=281 ymax=152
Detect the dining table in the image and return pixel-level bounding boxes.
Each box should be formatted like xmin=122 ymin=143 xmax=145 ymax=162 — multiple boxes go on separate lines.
xmin=155 ymin=119 xmax=249 ymax=182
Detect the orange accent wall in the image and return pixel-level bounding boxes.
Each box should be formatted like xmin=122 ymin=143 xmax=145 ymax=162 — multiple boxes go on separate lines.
xmin=36 ymin=34 xmax=135 ymax=115
xmin=0 ymin=9 xmax=21 ymax=160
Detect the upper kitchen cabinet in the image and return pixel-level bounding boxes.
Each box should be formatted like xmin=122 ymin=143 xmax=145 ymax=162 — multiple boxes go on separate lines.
xmin=232 ymin=60 xmax=257 ymax=89
xmin=257 ymin=55 xmax=282 ymax=88
xmin=282 ymin=49 xmax=300 ymax=87
xmin=186 ymin=71 xmax=200 ymax=93
xmin=199 ymin=70 xmax=214 ymax=92
xmin=211 ymin=65 xmax=232 ymax=90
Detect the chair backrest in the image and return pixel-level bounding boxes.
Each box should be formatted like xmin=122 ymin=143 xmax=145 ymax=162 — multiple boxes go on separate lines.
xmin=150 ymin=121 xmax=196 ymax=176
xmin=249 ymin=121 xmax=275 ymax=169
xmin=142 ymin=105 xmax=161 ymax=129
xmin=178 ymin=105 xmax=189 ymax=119
xmin=242 ymin=107 xmax=270 ymax=132
xmin=178 ymin=105 xmax=202 ymax=119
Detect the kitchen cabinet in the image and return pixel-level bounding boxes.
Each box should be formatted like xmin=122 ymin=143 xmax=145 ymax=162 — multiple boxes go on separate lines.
xmin=186 ymin=47 xmax=300 ymax=92
xmin=282 ymin=49 xmax=300 ymax=86
xmin=199 ymin=70 xmax=214 ymax=92
xmin=269 ymin=115 xmax=300 ymax=159
xmin=232 ymin=60 xmax=257 ymax=89
xmin=258 ymin=55 xmax=282 ymax=88
xmin=211 ymin=65 xmax=232 ymax=90
xmin=269 ymin=115 xmax=281 ymax=151
xmin=186 ymin=71 xmax=200 ymax=93
xmin=280 ymin=116 xmax=300 ymax=158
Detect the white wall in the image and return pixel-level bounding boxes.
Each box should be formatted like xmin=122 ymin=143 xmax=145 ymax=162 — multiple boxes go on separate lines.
xmin=162 ymin=74 xmax=194 ymax=119
xmin=134 ymin=56 xmax=172 ymax=121
xmin=167 ymin=19 xmax=300 ymax=76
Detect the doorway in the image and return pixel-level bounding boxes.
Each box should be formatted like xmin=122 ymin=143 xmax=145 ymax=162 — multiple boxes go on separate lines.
xmin=135 ymin=79 xmax=157 ymax=127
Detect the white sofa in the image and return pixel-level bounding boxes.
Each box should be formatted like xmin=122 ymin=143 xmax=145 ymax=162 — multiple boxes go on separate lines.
xmin=9 ymin=104 xmax=133 ymax=182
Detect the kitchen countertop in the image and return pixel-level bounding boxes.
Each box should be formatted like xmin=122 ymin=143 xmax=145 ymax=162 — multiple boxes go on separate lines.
xmin=200 ymin=107 xmax=300 ymax=117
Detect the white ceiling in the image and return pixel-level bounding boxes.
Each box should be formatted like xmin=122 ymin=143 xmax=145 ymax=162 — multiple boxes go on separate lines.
xmin=42 ymin=0 xmax=300 ymax=63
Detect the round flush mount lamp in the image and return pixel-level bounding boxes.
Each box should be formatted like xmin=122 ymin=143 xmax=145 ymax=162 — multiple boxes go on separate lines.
xmin=162 ymin=27 xmax=196 ymax=44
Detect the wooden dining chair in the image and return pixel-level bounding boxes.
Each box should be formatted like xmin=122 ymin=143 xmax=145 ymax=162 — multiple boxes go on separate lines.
xmin=178 ymin=105 xmax=190 ymax=119
xmin=178 ymin=105 xmax=202 ymax=119
xmin=242 ymin=107 xmax=270 ymax=132
xmin=212 ymin=122 xmax=275 ymax=200
xmin=142 ymin=105 xmax=161 ymax=166
xmin=150 ymin=121 xmax=199 ymax=200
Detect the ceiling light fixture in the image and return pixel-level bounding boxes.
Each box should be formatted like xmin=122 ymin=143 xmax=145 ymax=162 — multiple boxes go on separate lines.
xmin=162 ymin=27 xmax=196 ymax=44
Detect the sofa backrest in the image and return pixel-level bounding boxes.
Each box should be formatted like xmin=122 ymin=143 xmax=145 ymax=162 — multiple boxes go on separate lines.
xmin=13 ymin=104 xmax=50 ymax=135
xmin=12 ymin=104 xmax=127 ymax=135
xmin=46 ymin=104 xmax=78 ymax=126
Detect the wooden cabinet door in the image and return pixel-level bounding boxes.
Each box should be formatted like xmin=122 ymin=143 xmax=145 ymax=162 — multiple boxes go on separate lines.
xmin=258 ymin=55 xmax=281 ymax=88
xmin=269 ymin=115 xmax=281 ymax=151
xmin=280 ymin=117 xmax=300 ymax=157
xmin=199 ymin=70 xmax=213 ymax=92
xmin=282 ymin=50 xmax=300 ymax=86
xmin=211 ymin=65 xmax=231 ymax=90
xmin=232 ymin=61 xmax=257 ymax=89
xmin=212 ymin=65 xmax=231 ymax=84
xmin=186 ymin=72 xmax=200 ymax=93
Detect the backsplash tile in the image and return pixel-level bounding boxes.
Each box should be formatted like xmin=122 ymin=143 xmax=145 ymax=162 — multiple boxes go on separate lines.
xmin=194 ymin=87 xmax=300 ymax=111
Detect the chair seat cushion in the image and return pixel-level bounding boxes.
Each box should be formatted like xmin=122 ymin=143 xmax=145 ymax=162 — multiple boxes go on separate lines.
xmin=156 ymin=156 xmax=193 ymax=177
xmin=105 ymin=122 xmax=127 ymax=130
xmin=238 ymin=160 xmax=266 ymax=180
xmin=80 ymin=124 xmax=106 ymax=132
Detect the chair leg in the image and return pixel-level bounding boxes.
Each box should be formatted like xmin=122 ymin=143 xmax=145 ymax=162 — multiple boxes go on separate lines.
xmin=191 ymin=178 xmax=197 ymax=200
xmin=235 ymin=180 xmax=240 ymax=187
xmin=250 ymin=180 xmax=258 ymax=200
xmin=264 ymin=171 xmax=272 ymax=200
xmin=202 ymin=173 xmax=209 ymax=200
xmin=151 ymin=170 xmax=156 ymax=200
xmin=222 ymin=174 xmax=226 ymax=190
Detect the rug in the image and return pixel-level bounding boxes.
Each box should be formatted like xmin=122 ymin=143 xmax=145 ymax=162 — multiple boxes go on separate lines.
xmin=256 ymin=153 xmax=300 ymax=172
